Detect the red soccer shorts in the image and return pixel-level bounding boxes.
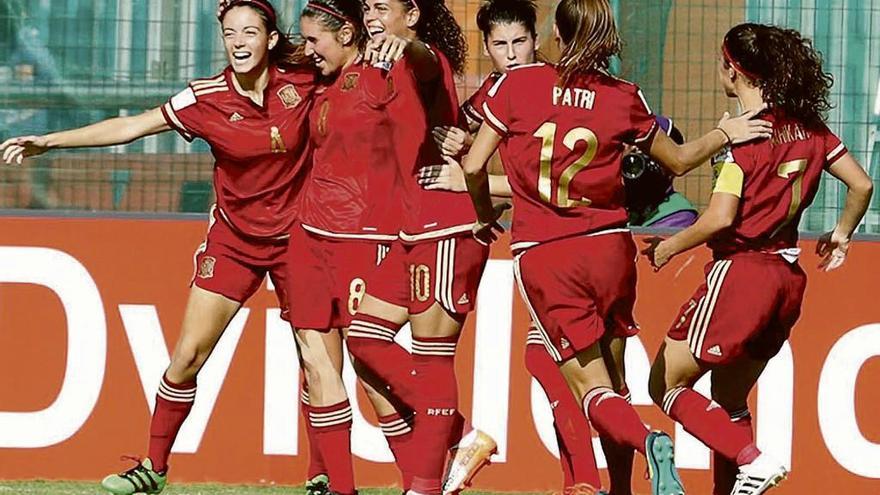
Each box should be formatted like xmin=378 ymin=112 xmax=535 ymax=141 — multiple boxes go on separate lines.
xmin=192 ymin=206 xmax=290 ymax=318
xmin=513 ymin=232 xmax=639 ymax=363
xmin=288 ymin=226 xmax=391 ymax=330
xmin=667 ymin=252 xmax=806 ymax=364
xmin=368 ymin=234 xmax=489 ymax=315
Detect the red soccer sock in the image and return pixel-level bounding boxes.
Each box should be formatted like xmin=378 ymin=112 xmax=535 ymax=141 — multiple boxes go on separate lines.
xmin=309 ymin=400 xmax=356 ymax=495
xmin=148 ymin=375 xmax=196 ymax=473
xmin=411 ymin=336 xmax=460 ymax=495
xmin=525 ymin=342 xmax=600 ymax=489
xmin=713 ymin=409 xmax=753 ymax=494
xmin=600 ymin=387 xmax=635 ymax=495
xmin=347 ymin=315 xmax=418 ymax=407
xmin=379 ymin=411 xmax=418 ymax=490
xmin=662 ymin=387 xmax=760 ymax=466
xmin=300 ymin=383 xmax=327 ymax=479
xmin=583 ymin=387 xmax=648 ymax=456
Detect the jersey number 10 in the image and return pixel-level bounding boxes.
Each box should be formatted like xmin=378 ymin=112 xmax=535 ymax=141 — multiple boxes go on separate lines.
xmin=533 ymin=123 xmax=598 ymax=208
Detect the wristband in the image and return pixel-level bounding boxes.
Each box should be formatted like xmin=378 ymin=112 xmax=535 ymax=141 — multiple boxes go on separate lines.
xmin=715 ymin=126 xmax=732 ymax=145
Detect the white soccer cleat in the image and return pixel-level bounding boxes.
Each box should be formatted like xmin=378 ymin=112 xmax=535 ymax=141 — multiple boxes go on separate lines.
xmin=730 ymin=453 xmax=788 ymax=495
xmin=441 ymin=429 xmax=497 ymax=494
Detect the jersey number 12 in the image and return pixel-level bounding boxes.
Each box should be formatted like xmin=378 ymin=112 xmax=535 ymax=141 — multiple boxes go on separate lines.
xmin=533 ymin=122 xmax=598 ymax=208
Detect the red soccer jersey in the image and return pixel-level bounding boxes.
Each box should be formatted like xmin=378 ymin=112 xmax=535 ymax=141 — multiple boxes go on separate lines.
xmin=298 ymin=62 xmax=410 ymax=241
xmin=161 ymin=65 xmax=315 ymax=239
xmin=708 ymin=111 xmax=847 ymax=255
xmin=397 ymin=47 xmax=478 ymax=243
xmin=482 ymin=63 xmax=657 ymax=251
xmin=461 ymin=72 xmax=502 ymax=128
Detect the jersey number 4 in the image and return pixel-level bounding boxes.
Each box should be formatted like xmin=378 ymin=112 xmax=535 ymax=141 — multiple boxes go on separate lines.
xmin=533 ymin=123 xmax=598 ymax=208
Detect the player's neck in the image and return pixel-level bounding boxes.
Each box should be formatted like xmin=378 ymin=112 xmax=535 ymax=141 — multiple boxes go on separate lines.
xmin=231 ymin=63 xmax=271 ymax=106
xmin=736 ymin=87 xmax=764 ymax=114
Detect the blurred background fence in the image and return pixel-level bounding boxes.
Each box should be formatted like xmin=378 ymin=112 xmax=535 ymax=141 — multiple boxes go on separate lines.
xmin=1 ymin=0 xmax=878 ymax=232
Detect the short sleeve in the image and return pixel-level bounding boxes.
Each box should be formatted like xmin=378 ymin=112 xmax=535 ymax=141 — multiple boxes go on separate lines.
xmin=461 ymin=75 xmax=497 ymax=128
xmin=481 ymin=73 xmax=513 ymax=136
xmin=161 ymin=85 xmax=204 ymax=142
xmin=364 ymin=66 xmax=399 ymax=108
xmin=823 ymin=127 xmax=847 ymax=168
xmin=628 ymin=86 xmax=657 ymax=145
xmin=711 ymin=146 xmax=748 ymax=197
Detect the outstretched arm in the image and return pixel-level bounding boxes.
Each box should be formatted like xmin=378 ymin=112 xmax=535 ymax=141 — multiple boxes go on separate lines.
xmin=1 ymin=107 xmax=170 ymax=164
xmin=646 ymin=110 xmax=772 ymax=176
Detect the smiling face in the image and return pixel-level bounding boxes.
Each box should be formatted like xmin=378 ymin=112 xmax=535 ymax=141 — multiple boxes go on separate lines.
xmin=221 ymin=6 xmax=277 ymax=74
xmin=301 ymin=15 xmax=354 ymax=76
xmin=363 ymin=0 xmax=416 ymax=38
xmin=484 ymin=22 xmax=537 ymax=73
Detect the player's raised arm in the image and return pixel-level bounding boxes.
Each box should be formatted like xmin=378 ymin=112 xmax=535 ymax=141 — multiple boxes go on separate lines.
xmin=645 ymin=109 xmax=771 ymax=176
xmin=0 ymin=107 xmax=170 ymax=165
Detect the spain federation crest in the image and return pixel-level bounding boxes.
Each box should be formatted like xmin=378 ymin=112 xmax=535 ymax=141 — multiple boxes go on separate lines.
xmin=277 ymin=84 xmax=302 ymax=109
xmin=198 ymin=256 xmax=216 ymax=279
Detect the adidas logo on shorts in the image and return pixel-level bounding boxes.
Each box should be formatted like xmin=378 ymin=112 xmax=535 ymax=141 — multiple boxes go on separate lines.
xmin=229 ymin=112 xmax=244 ymax=122
xmin=707 ymin=345 xmax=723 ymax=357
xmin=457 ymin=293 xmax=470 ymax=305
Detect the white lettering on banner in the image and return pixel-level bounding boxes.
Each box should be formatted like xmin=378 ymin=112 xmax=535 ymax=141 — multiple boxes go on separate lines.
xmin=263 ymin=309 xmax=299 ymax=455
xmin=471 ymin=260 xmax=515 ymax=462
xmin=757 ymin=342 xmax=793 ymax=469
xmin=0 ymin=247 xmax=106 ymax=448
xmin=119 ymin=305 xmax=248 ymax=454
xmin=818 ymin=324 xmax=880 ymax=478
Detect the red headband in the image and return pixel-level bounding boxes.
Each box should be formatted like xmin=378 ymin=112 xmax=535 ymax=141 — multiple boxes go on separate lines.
xmin=721 ymin=40 xmax=761 ymax=81
xmin=218 ymin=0 xmax=278 ymax=27
xmin=306 ymin=2 xmax=356 ymax=24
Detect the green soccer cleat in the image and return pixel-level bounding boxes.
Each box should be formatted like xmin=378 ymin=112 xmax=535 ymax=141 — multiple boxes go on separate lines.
xmin=645 ymin=431 xmax=685 ymax=495
xmin=101 ymin=457 xmax=167 ymax=495
xmin=305 ymin=474 xmax=331 ymax=495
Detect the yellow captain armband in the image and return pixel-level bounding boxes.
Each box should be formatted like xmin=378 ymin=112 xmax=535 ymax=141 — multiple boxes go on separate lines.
xmin=713 ymin=162 xmax=744 ymax=197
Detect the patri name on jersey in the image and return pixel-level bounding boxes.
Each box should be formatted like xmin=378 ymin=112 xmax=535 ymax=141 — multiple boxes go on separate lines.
xmin=553 ymin=86 xmax=596 ymax=110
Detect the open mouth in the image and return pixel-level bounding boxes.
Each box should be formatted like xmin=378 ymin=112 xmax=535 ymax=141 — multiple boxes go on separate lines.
xmin=367 ymin=24 xmax=385 ymax=37
xmin=233 ymin=51 xmax=252 ymax=62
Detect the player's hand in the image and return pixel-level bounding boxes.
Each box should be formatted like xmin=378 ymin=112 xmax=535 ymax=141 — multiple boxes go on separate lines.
xmin=816 ymin=229 xmax=850 ymax=272
xmin=418 ymin=158 xmax=466 ymax=192
xmin=432 ymin=125 xmax=470 ymax=156
xmin=640 ymin=236 xmax=670 ymax=271
xmin=366 ymin=33 xmax=410 ymax=65
xmin=472 ymin=203 xmax=511 ymax=245
xmin=1 ymin=135 xmax=50 ymax=165
xmin=716 ymin=107 xmax=772 ymax=145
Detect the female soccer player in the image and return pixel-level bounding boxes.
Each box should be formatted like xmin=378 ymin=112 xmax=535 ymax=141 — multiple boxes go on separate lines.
xmin=420 ymin=1 xmax=609 ymax=492
xmin=1 ymin=2 xmax=314 ymax=494
xmin=457 ymin=0 xmax=772 ymax=493
xmin=331 ymin=0 xmax=501 ymax=493
xmin=644 ymin=23 xmax=873 ymax=495
xmin=290 ymin=0 xmax=429 ymax=491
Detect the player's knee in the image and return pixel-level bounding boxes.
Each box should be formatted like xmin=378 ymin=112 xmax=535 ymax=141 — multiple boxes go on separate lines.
xmin=168 ymin=345 xmax=208 ymax=381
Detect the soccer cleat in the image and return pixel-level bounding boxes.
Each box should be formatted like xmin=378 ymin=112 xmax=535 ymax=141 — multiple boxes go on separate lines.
xmin=562 ymin=483 xmax=599 ymax=495
xmin=645 ymin=431 xmax=685 ymax=495
xmin=441 ymin=429 xmax=498 ymax=494
xmin=730 ymin=454 xmax=787 ymax=495
xmin=101 ymin=457 xmax=167 ymax=495
xmin=306 ymin=474 xmax=331 ymax=495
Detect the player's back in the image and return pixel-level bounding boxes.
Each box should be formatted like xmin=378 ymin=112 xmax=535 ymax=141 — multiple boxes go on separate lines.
xmin=709 ymin=110 xmax=847 ymax=255
xmin=481 ymin=63 xmax=657 ymax=251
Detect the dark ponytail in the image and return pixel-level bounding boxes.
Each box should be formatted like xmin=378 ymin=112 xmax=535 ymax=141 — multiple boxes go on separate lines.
xmin=399 ymin=0 xmax=467 ymax=76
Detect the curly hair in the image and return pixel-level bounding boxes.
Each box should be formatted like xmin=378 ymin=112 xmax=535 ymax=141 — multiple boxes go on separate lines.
xmin=723 ymin=23 xmax=833 ymax=129
xmin=476 ymin=0 xmax=538 ymax=40
xmin=301 ymin=0 xmax=368 ymax=50
xmin=555 ymin=0 xmax=621 ymax=86
xmin=398 ymin=0 xmax=468 ymax=75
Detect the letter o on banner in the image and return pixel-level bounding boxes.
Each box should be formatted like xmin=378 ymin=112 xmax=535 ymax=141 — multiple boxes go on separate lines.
xmin=818 ymin=323 xmax=880 ymax=478
xmin=0 ymin=247 xmax=106 ymax=448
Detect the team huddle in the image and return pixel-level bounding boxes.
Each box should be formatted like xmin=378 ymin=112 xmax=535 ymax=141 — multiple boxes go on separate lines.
xmin=0 ymin=0 xmax=874 ymax=494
